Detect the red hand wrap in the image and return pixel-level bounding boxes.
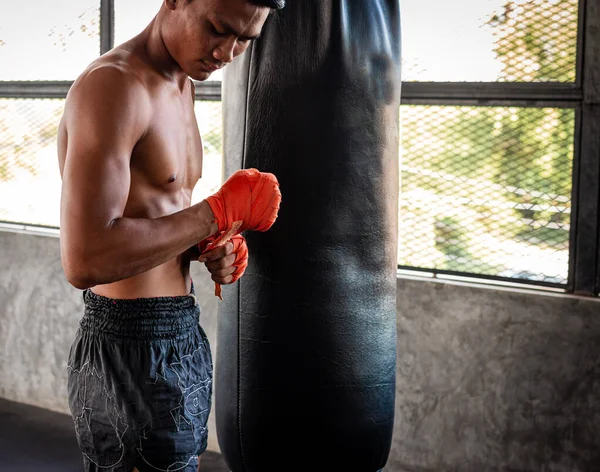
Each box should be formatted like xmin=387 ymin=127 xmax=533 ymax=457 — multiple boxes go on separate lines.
xmin=205 ymin=168 xmax=281 ymax=235
xmin=229 ymin=235 xmax=248 ymax=283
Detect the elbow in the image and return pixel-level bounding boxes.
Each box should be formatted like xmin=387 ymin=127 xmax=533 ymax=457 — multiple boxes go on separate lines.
xmin=64 ymin=266 xmax=97 ymax=290
xmin=61 ymin=252 xmax=99 ymax=290
xmin=66 ymin=272 xmax=95 ymax=291
xmin=60 ymin=230 xmax=113 ymax=289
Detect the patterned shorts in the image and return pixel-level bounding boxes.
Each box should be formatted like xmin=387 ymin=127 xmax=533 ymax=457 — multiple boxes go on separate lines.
xmin=67 ymin=287 xmax=213 ymax=472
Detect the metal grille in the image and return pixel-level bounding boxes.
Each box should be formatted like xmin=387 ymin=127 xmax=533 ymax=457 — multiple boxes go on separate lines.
xmin=398 ymin=105 xmax=575 ymax=285
xmin=0 ymin=99 xmax=64 ymax=227
xmin=193 ymin=101 xmax=224 ymax=203
xmin=489 ymin=0 xmax=578 ymax=82
xmin=401 ymin=0 xmax=578 ymax=82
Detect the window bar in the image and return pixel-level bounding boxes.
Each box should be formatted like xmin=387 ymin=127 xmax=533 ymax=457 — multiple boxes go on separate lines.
xmin=100 ymin=0 xmax=115 ymax=55
xmin=572 ymin=0 xmax=600 ymax=295
xmin=401 ymin=82 xmax=581 ymax=106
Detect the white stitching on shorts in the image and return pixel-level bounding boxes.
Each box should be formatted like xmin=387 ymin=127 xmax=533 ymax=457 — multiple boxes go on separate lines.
xmin=137 ymin=344 xmax=211 ymax=471
xmin=137 ymin=451 xmax=198 ymax=472
xmin=69 ymin=361 xmax=128 ymax=468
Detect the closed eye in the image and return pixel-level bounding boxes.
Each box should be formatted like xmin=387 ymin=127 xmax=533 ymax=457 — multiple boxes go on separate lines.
xmin=209 ymin=23 xmax=227 ymax=37
xmin=208 ymin=19 xmax=261 ymax=42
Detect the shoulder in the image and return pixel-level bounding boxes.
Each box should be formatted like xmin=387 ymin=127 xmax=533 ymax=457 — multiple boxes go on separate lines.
xmin=62 ymin=52 xmax=154 ymax=144
xmin=66 ymin=50 xmax=152 ymax=121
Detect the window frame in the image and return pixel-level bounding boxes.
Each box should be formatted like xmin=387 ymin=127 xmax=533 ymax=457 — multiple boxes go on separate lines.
xmin=399 ymin=0 xmax=597 ymax=296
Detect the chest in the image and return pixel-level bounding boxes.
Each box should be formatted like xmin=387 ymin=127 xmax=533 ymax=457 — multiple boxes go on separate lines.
xmin=130 ymin=90 xmax=203 ymax=191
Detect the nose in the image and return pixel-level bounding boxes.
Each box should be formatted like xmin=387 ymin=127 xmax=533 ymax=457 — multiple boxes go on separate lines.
xmin=213 ymin=37 xmax=237 ymax=64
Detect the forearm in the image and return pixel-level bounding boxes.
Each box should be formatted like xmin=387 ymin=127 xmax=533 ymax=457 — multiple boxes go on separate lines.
xmin=66 ymin=201 xmax=216 ymax=288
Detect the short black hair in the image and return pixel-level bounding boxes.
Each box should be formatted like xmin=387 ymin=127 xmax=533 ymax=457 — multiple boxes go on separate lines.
xmin=250 ymin=0 xmax=285 ymax=9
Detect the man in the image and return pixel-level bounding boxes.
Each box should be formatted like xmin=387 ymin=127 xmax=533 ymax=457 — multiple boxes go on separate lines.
xmin=57 ymin=0 xmax=284 ymax=470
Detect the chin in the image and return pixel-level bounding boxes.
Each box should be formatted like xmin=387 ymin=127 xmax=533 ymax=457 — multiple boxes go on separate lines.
xmin=190 ymin=72 xmax=211 ymax=81
xmin=187 ymin=67 xmax=212 ymax=81
xmin=180 ymin=62 xmax=207 ymax=81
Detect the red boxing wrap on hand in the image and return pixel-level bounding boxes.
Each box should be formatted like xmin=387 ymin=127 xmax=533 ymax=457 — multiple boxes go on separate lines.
xmin=201 ymin=168 xmax=281 ymax=299
xmin=205 ymin=168 xmax=281 ymax=235
xmin=229 ymin=235 xmax=249 ymax=283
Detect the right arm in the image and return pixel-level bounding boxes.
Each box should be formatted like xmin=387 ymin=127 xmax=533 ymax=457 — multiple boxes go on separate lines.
xmin=59 ymin=67 xmax=217 ymax=290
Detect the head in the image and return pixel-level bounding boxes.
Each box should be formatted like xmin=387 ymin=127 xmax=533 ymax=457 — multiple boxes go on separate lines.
xmin=161 ymin=0 xmax=284 ymax=81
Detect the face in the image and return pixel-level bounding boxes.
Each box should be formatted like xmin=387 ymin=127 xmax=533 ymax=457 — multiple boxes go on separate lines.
xmin=163 ymin=0 xmax=270 ymax=81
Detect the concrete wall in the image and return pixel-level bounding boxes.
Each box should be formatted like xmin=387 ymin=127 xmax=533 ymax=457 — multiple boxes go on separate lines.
xmin=392 ymin=277 xmax=600 ymax=472
xmin=1 ymin=230 xmax=600 ymax=470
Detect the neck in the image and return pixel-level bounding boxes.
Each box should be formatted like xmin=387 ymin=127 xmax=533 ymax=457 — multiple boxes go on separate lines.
xmin=141 ymin=10 xmax=189 ymax=88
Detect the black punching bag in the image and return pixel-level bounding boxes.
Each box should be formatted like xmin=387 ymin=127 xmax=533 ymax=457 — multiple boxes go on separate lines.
xmin=216 ymin=2 xmax=401 ymax=471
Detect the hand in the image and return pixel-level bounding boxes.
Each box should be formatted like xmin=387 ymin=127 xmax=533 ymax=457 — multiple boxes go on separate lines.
xmin=198 ymin=234 xmax=249 ymax=286
xmin=205 ymin=168 xmax=281 ymax=234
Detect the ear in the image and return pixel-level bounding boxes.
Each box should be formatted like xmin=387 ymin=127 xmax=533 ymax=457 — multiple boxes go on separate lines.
xmin=165 ymin=0 xmax=182 ymax=11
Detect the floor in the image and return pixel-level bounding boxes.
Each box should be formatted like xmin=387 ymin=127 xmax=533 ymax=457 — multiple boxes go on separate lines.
xmin=0 ymin=398 xmax=230 ymax=472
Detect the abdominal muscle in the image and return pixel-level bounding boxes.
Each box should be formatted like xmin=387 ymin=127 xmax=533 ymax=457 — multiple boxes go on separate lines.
xmin=91 ymin=258 xmax=193 ymax=300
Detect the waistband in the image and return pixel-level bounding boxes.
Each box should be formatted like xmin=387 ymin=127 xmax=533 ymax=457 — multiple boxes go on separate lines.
xmin=80 ymin=286 xmax=200 ymax=340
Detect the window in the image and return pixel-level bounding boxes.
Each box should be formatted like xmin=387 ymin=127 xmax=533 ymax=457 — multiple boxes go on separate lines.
xmin=2 ymin=1 xmax=598 ymax=295
xmin=0 ymin=98 xmax=64 ymax=226
xmin=0 ymin=0 xmax=101 ymax=81
xmin=399 ymin=105 xmax=574 ymax=285
xmin=398 ymin=0 xmax=600 ymax=294
xmin=402 ymin=0 xmax=577 ymax=82
xmin=114 ymin=0 xmax=162 ymax=47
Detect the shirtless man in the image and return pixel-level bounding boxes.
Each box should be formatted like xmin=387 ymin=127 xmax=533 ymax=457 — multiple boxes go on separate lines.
xmin=57 ymin=0 xmax=284 ymax=471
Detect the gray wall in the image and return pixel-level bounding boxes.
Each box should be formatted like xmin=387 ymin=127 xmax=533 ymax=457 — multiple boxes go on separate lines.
xmin=392 ymin=277 xmax=600 ymax=472
xmin=1 ymin=230 xmax=600 ymax=471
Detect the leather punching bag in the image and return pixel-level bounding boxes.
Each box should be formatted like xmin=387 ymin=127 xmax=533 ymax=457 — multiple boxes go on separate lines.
xmin=216 ymin=2 xmax=401 ymax=471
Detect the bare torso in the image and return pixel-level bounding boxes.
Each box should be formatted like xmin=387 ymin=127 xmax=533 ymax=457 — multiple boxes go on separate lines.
xmin=58 ymin=38 xmax=204 ymax=299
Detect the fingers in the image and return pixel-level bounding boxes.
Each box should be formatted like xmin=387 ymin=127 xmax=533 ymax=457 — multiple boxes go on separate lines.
xmin=199 ymin=234 xmax=248 ymax=286
xmin=201 ymin=240 xmax=236 ymax=284
xmin=198 ymin=241 xmax=234 ymax=263
xmin=205 ymin=255 xmax=237 ymax=277
xmin=212 ymin=273 xmax=234 ymax=285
